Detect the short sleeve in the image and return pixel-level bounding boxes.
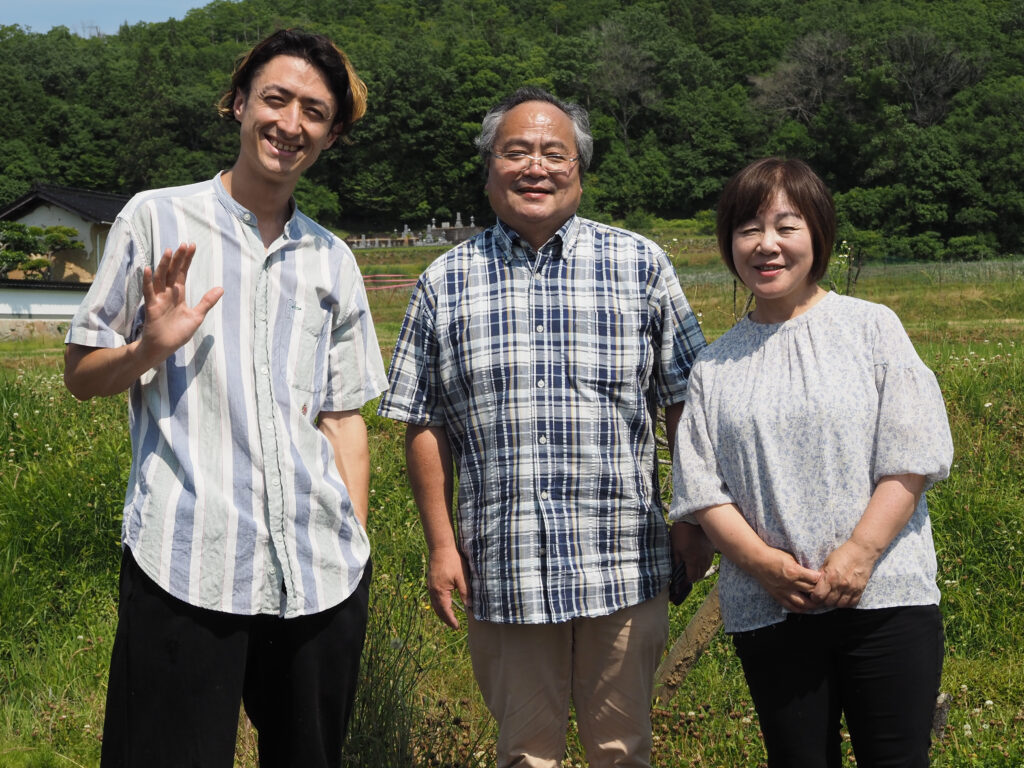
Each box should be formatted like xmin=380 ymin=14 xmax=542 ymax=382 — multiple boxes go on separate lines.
xmin=376 ymin=277 xmax=444 ymax=425
xmin=65 ymin=216 xmax=145 ymax=349
xmin=669 ymin=362 xmax=735 ymax=522
xmin=651 ymin=251 xmax=706 ymax=406
xmin=321 ymin=267 xmax=388 ymax=412
xmin=871 ymin=309 xmax=953 ymax=486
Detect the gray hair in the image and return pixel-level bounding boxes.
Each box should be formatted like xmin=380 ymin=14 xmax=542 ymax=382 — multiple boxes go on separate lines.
xmin=474 ymin=86 xmax=593 ymax=177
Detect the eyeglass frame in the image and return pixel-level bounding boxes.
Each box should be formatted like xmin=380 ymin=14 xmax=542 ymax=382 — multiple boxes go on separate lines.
xmin=490 ymin=151 xmax=580 ymax=175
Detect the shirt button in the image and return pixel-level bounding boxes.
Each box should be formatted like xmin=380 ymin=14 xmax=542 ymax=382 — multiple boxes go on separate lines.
xmin=537 ymin=379 xmax=545 ymax=388
xmin=536 ymin=323 xmax=544 ymax=333
xmin=243 ymin=213 xmax=252 ymax=222
xmin=540 ymin=490 xmax=549 ymax=500
xmin=539 ymin=435 xmax=547 ymax=445
xmin=260 ymin=366 xmax=269 ymax=374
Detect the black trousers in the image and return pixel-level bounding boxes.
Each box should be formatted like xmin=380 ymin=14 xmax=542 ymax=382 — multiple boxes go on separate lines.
xmin=101 ymin=549 xmax=371 ymax=768
xmin=732 ymin=605 xmax=943 ymax=768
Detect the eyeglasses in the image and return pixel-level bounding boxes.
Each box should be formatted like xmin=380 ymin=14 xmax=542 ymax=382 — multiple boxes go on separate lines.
xmin=491 ymin=151 xmax=579 ymax=174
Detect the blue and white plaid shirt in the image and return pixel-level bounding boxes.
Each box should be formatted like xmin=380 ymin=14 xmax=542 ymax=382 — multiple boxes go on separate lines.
xmin=378 ymin=216 xmax=706 ymax=623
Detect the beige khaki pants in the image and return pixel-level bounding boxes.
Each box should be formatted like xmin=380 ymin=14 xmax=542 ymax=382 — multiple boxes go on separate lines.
xmin=466 ymin=590 xmax=669 ymax=768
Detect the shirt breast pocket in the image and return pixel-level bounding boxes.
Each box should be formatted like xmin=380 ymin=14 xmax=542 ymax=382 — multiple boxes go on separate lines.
xmin=283 ymin=302 xmax=331 ymax=396
xmin=441 ymin=313 xmax=510 ymax=400
xmin=571 ymin=309 xmax=645 ymax=396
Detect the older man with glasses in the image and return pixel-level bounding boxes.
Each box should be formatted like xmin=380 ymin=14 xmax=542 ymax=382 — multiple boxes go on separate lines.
xmin=379 ymin=86 xmax=712 ymax=768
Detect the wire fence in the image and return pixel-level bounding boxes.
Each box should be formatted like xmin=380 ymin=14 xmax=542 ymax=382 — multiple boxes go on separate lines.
xmin=362 ymin=273 xmax=418 ymax=291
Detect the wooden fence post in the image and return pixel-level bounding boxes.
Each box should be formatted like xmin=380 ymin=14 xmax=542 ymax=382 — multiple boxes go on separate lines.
xmin=653 ymin=582 xmax=723 ymax=704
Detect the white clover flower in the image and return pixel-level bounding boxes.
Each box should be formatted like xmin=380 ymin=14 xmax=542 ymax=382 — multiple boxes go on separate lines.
xmin=984 ymin=402 xmax=993 ymax=408
xmin=985 ymin=700 xmax=994 ymax=708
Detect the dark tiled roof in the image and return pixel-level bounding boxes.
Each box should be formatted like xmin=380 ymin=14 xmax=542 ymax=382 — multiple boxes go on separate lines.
xmin=0 ymin=183 xmax=130 ymax=224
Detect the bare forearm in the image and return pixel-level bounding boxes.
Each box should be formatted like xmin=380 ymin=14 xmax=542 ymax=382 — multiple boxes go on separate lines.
xmin=695 ymin=503 xmax=772 ymax=573
xmin=406 ymin=425 xmax=456 ymax=551
xmin=696 ymin=502 xmax=821 ymax=609
xmin=406 ymin=425 xmax=470 ymax=628
xmin=847 ymin=474 xmax=925 ymax=562
xmin=318 ymin=410 xmax=370 ymax=528
xmin=64 ymin=341 xmax=164 ymax=400
xmin=810 ymin=473 xmax=926 ymax=607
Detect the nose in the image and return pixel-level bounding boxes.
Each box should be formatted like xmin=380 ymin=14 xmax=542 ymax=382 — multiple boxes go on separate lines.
xmin=277 ymin=102 xmax=301 ymax=134
xmin=521 ymin=155 xmax=550 ymax=177
xmin=758 ymin=228 xmax=782 ymax=254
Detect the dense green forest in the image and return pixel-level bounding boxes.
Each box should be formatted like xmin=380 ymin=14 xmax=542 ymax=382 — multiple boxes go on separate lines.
xmin=1 ymin=0 xmax=1022 ymax=260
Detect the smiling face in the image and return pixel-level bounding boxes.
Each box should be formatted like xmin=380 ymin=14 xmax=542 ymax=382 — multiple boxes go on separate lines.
xmin=732 ymin=191 xmax=826 ymax=323
xmin=484 ymin=100 xmax=583 ymax=250
xmin=232 ymin=54 xmax=339 ymax=192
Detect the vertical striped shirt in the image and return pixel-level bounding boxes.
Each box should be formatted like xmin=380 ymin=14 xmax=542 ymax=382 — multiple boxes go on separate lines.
xmin=66 ymin=174 xmax=388 ymax=618
xmin=378 ymin=216 xmax=706 ymax=624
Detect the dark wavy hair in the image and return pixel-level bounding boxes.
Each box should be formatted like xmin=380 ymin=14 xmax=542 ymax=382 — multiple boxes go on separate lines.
xmin=716 ymin=157 xmax=836 ymax=283
xmin=217 ymin=28 xmax=367 ymax=143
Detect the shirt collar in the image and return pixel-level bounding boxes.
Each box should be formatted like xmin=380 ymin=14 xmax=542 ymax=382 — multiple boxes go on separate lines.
xmin=495 ymin=215 xmax=581 ymax=265
xmin=213 ymin=172 xmax=304 ymax=241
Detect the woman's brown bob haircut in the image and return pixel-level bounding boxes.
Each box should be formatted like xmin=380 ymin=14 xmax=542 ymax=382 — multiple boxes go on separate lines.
xmin=217 ymin=28 xmax=367 ymax=143
xmin=716 ymin=157 xmax=836 ymax=284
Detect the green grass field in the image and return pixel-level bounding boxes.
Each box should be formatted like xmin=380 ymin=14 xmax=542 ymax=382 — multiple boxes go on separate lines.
xmin=1 ymin=255 xmax=1022 ymax=767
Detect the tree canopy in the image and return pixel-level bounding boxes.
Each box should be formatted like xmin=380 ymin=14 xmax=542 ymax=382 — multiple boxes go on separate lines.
xmin=1 ymin=0 xmax=1021 ymax=259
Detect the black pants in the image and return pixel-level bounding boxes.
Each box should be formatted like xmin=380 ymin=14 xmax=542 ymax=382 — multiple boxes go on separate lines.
xmin=101 ymin=549 xmax=371 ymax=768
xmin=732 ymin=605 xmax=943 ymax=768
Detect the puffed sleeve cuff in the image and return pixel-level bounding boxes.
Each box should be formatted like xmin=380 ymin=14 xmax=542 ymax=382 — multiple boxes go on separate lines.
xmin=669 ymin=375 xmax=736 ymax=522
xmin=872 ymin=361 xmax=954 ymax=487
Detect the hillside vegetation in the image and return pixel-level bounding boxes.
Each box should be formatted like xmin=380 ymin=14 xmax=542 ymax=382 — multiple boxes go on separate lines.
xmin=1 ymin=0 xmax=1022 ymax=260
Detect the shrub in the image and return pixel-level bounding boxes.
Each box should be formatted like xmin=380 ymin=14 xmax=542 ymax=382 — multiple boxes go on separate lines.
xmin=944 ymin=235 xmax=997 ymax=261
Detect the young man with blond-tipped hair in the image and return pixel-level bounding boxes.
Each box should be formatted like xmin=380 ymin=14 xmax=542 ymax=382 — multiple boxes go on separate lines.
xmin=64 ymin=29 xmax=386 ymax=768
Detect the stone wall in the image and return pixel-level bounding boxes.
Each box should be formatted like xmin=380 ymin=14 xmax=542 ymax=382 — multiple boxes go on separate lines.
xmin=0 ymin=319 xmax=69 ymax=342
